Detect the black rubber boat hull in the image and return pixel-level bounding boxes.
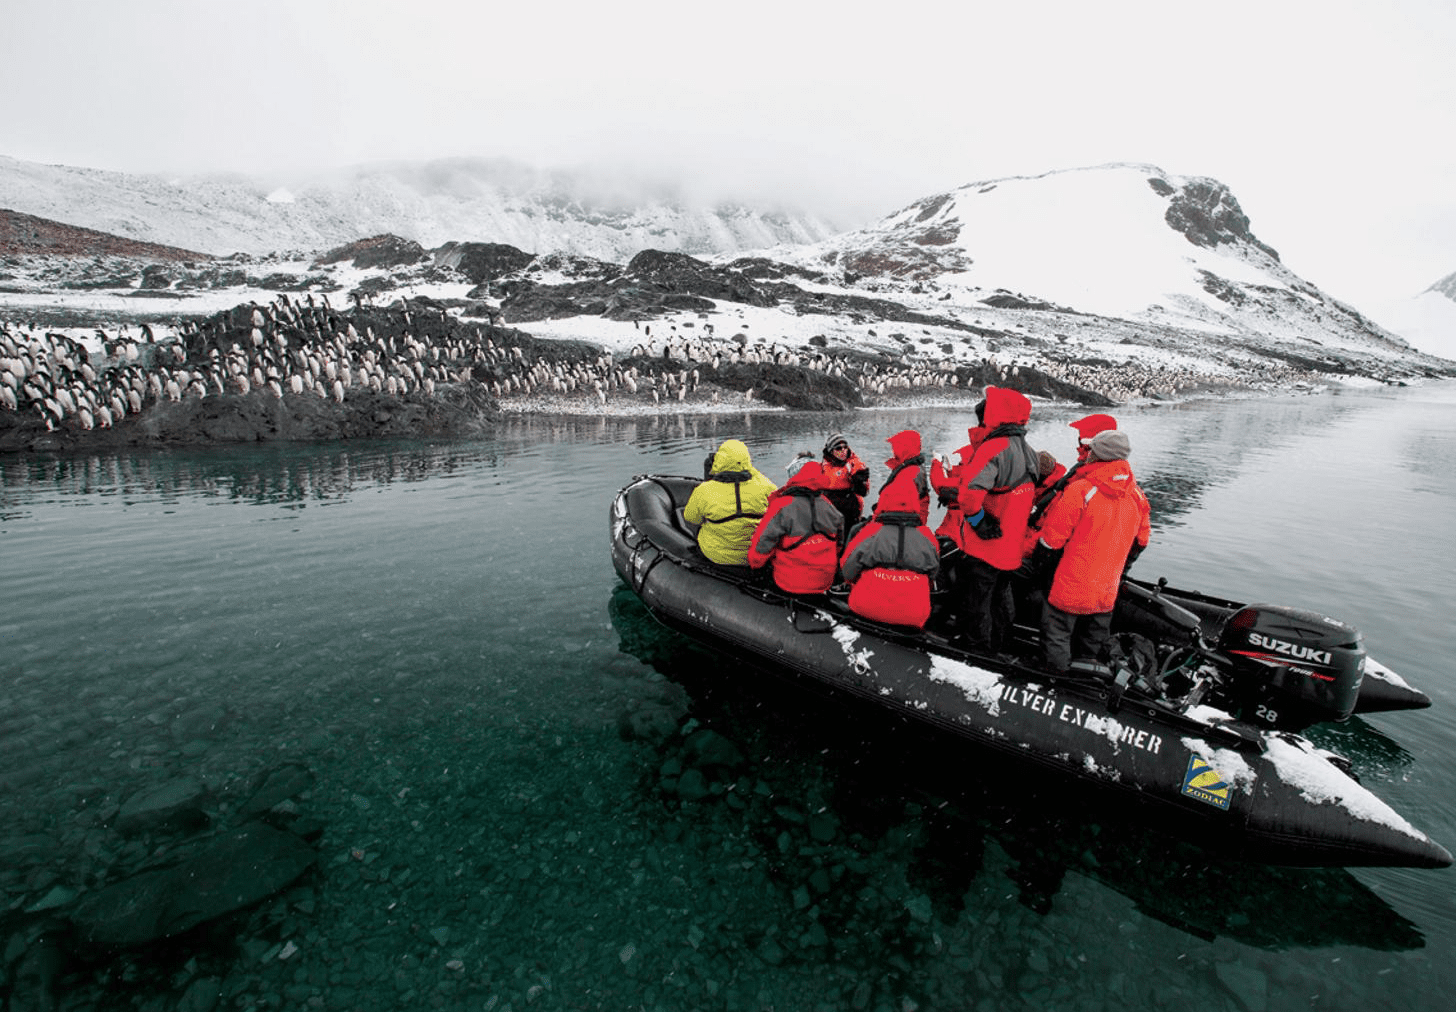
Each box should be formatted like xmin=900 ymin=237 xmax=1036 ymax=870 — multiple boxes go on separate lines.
xmin=611 ymin=474 xmax=1451 ymax=870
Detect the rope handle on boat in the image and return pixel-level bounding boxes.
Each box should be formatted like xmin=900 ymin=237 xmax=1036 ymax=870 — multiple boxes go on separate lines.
xmin=618 ymin=519 xmax=666 ymax=598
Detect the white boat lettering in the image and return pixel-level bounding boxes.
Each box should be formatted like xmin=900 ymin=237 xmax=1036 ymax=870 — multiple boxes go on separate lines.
xmin=1119 ymin=724 xmax=1162 ymax=754
xmin=1000 ymin=686 xmax=1162 ymax=754
xmin=1001 ymin=684 xmax=1057 ymax=715
xmin=1247 ymin=632 xmax=1332 ymax=665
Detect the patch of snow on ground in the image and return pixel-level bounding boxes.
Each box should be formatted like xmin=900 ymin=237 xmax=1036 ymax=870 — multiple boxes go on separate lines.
xmin=521 ymin=300 xmax=947 ymax=362
xmin=935 ymin=167 xmax=1282 ymax=322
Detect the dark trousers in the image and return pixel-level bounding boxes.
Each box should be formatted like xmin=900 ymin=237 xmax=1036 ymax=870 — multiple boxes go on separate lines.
xmin=824 ymin=489 xmax=861 ymax=533
xmin=959 ymin=556 xmax=1016 ymax=653
xmin=1041 ymin=604 xmax=1113 ymax=673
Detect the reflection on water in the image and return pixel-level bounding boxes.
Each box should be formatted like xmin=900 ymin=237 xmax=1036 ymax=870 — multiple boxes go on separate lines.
xmin=1 ymin=384 xmax=1454 ymax=1011
xmin=0 ymin=442 xmax=501 ymax=508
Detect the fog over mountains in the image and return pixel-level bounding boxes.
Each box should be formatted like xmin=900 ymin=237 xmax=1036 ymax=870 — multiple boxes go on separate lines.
xmin=0 ymin=155 xmax=843 ymax=260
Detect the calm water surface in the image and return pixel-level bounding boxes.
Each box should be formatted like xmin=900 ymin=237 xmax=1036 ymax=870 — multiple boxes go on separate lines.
xmin=3 ymin=384 xmax=1455 ymax=1011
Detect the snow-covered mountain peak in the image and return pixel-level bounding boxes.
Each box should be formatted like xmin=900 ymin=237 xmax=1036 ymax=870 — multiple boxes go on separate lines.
xmin=788 ymin=163 xmax=1290 ymax=323
xmin=1426 ymin=270 xmax=1456 ymax=301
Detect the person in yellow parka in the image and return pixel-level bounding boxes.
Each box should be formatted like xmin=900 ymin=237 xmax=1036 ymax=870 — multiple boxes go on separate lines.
xmin=683 ymin=439 xmax=779 ymax=565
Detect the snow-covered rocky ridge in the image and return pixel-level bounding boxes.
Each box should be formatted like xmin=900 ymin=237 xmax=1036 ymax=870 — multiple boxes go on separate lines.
xmin=0 ymin=154 xmax=842 ymax=259
xmin=762 ymin=164 xmax=1448 ymax=378
xmin=4 ymin=162 xmax=1454 ymax=443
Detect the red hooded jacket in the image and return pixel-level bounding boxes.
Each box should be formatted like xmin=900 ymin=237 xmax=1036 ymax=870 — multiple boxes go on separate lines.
xmin=840 ymin=477 xmax=941 ymax=629
xmin=1037 ymin=458 xmax=1151 ymax=614
xmin=953 ymin=387 xmax=1040 ymax=570
xmin=747 ymin=462 xmax=844 ymax=593
xmin=878 ymin=429 xmax=930 ymax=524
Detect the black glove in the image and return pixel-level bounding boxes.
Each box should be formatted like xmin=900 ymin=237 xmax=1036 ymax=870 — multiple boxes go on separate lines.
xmin=936 ymin=487 xmax=959 ymax=508
xmin=1123 ymin=540 xmax=1145 ymax=573
xmin=703 ymin=453 xmax=715 ymax=480
xmin=1029 ymin=542 xmax=1062 ymax=584
xmin=850 ymin=469 xmax=870 ymax=496
xmin=968 ymin=509 xmax=1003 ymax=541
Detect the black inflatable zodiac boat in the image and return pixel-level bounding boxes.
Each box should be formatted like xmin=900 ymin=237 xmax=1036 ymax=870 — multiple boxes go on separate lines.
xmin=611 ymin=474 xmax=1451 ymax=869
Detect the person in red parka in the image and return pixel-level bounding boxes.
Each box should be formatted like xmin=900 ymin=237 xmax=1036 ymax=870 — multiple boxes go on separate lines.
xmin=1069 ymin=413 xmax=1117 ymax=463
xmin=952 ymin=386 xmax=1040 ymax=653
xmin=839 ymin=474 xmax=941 ymax=629
xmin=820 ymin=432 xmax=871 ymax=532
xmin=1022 ymin=414 xmax=1117 ymax=562
xmin=1033 ymin=429 xmax=1151 ymax=674
xmin=877 ymin=429 xmax=930 ymax=524
xmin=932 ymin=403 xmax=988 ymax=539
xmin=747 ymin=457 xmax=844 ymax=594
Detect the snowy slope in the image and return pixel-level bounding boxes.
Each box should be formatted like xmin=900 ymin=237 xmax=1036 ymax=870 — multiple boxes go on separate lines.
xmin=778 ymin=164 xmax=1411 ymax=353
xmin=830 ymin=165 xmax=1274 ymax=316
xmin=1368 ymin=287 xmax=1456 ymax=361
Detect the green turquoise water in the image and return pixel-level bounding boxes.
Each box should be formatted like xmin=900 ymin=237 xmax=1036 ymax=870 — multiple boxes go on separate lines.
xmin=2 ymin=388 xmax=1455 ymax=1011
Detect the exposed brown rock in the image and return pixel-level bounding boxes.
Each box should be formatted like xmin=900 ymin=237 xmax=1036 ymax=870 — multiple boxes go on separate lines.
xmin=0 ymin=209 xmax=210 ymax=260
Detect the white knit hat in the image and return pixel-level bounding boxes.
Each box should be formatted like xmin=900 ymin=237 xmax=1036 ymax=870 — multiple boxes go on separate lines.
xmin=1088 ymin=430 xmax=1130 ymax=461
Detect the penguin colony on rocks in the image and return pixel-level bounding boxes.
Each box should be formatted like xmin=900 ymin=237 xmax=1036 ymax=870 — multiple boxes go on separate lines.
xmin=1 ymin=293 xmax=1299 ymax=437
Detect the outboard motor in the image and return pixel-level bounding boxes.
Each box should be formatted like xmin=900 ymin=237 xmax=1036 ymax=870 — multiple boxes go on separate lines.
xmin=1216 ymin=605 xmax=1365 ymax=730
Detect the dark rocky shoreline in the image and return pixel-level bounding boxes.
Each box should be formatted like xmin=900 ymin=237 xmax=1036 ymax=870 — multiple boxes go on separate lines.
xmin=2 ymin=297 xmax=1114 ymax=454
xmin=2 ymin=384 xmax=500 ymax=453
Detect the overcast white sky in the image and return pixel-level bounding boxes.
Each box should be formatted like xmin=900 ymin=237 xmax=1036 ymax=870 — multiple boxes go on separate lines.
xmin=2 ymin=0 xmax=1453 ymax=311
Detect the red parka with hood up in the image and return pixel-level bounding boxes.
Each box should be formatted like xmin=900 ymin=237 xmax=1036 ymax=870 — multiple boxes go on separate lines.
xmin=878 ymin=429 xmax=930 ymax=524
xmin=747 ymin=462 xmax=844 ymax=593
xmin=1037 ymin=442 xmax=1151 ymax=615
xmin=953 ymin=386 xmax=1040 ymax=570
xmin=840 ymin=477 xmax=941 ymax=629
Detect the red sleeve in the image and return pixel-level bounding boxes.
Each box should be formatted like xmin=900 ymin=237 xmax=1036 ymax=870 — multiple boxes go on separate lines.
xmin=957 ymin=436 xmax=1006 ymax=515
xmin=746 ymin=496 xmax=788 ymax=569
xmin=931 ymin=457 xmax=959 ymax=494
